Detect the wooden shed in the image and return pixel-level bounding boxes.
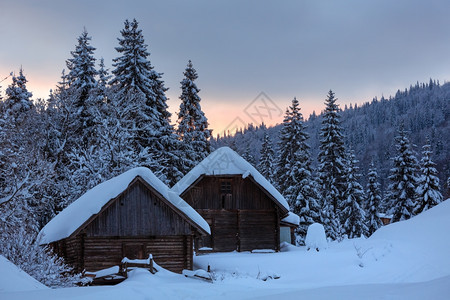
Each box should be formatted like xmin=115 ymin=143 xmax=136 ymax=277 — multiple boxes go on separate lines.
xmin=171 ymin=147 xmax=295 ymax=252
xmin=38 ymin=168 xmax=210 ymax=274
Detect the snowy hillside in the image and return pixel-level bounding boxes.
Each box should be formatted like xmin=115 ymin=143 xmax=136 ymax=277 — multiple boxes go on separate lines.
xmin=0 ymin=255 xmax=47 ymax=292
xmin=1 ymin=199 xmax=449 ymax=299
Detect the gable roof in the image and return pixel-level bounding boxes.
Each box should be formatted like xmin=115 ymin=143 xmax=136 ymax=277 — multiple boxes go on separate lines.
xmin=38 ymin=167 xmax=210 ymax=245
xmin=171 ymin=147 xmax=290 ymax=214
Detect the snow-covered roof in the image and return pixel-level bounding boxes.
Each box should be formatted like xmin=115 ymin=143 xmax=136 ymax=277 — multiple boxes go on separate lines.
xmin=38 ymin=167 xmax=210 ymax=245
xmin=281 ymin=212 xmax=300 ymax=226
xmin=171 ymin=147 xmax=289 ymax=213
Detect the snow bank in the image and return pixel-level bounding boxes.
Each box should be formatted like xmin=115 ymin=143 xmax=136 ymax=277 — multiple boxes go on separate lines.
xmin=0 ymin=255 xmax=47 ymax=292
xmin=38 ymin=167 xmax=210 ymax=245
xmin=362 ymin=198 xmax=450 ymax=280
xmin=305 ymin=223 xmax=328 ymax=251
xmin=172 ymin=147 xmax=289 ymax=212
xmin=371 ymin=199 xmax=450 ymax=245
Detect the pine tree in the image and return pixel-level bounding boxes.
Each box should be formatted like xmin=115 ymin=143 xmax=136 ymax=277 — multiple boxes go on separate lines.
xmin=386 ymin=124 xmax=419 ymax=223
xmin=65 ymin=28 xmax=98 ymax=145
xmin=177 ymin=60 xmax=211 ymax=173
xmin=415 ymin=138 xmax=443 ymax=214
xmin=3 ymin=67 xmax=33 ymax=123
xmin=110 ymin=18 xmax=160 ymax=153
xmin=43 ymin=72 xmax=83 ymax=211
xmin=365 ymin=160 xmax=383 ymax=236
xmin=288 ymin=147 xmax=321 ymax=245
xmin=274 ymin=97 xmax=319 ymax=244
xmin=275 ymin=97 xmax=309 ymax=194
xmin=258 ymin=131 xmax=275 ymax=182
xmin=95 ymin=57 xmax=111 ymax=105
xmin=110 ymin=19 xmax=182 ymax=185
xmin=317 ymin=90 xmax=347 ymax=240
xmin=341 ymin=151 xmax=367 ymax=238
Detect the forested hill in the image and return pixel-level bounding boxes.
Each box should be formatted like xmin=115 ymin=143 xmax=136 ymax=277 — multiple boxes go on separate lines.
xmin=213 ymin=80 xmax=450 ymax=198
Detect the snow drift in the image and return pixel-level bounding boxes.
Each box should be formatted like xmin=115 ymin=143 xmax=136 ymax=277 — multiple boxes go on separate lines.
xmin=0 ymin=255 xmax=47 ymax=292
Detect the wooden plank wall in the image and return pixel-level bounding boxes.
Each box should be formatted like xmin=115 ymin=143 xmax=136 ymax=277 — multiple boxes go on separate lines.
xmin=82 ymin=236 xmax=193 ymax=274
xmin=185 ymin=176 xmax=275 ymax=210
xmin=239 ymin=210 xmax=278 ymax=251
xmin=195 ymin=209 xmax=278 ymax=252
xmin=85 ymin=180 xmax=192 ymax=237
xmin=184 ymin=176 xmax=280 ymax=252
xmin=51 ymin=235 xmax=84 ymax=273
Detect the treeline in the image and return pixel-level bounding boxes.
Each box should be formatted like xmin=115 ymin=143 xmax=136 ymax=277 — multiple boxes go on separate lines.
xmin=215 ymin=80 xmax=449 ymax=199
xmin=0 ymin=19 xmax=210 ymax=286
xmin=214 ymin=86 xmax=448 ymax=242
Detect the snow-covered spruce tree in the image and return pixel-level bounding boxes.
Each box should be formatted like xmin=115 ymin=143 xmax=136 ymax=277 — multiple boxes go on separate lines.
xmin=288 ymin=147 xmax=321 ymax=245
xmin=3 ymin=67 xmax=33 ymax=123
xmin=177 ymin=60 xmax=211 ymax=173
xmin=414 ymin=138 xmax=443 ymax=214
xmin=46 ymin=30 xmax=111 ymax=212
xmin=65 ymin=28 xmax=99 ymax=146
xmin=317 ymin=90 xmax=347 ymax=240
xmin=63 ymin=57 xmax=116 ymax=200
xmin=257 ymin=131 xmax=275 ymax=183
xmin=274 ymin=97 xmax=319 ymax=244
xmin=341 ymin=151 xmax=367 ymax=239
xmin=1 ymin=69 xmax=35 ymax=204
xmin=365 ymin=160 xmax=383 ymax=236
xmin=110 ymin=19 xmax=182 ymax=185
xmin=386 ymin=124 xmax=419 ymax=223
xmin=275 ymin=97 xmax=309 ymax=194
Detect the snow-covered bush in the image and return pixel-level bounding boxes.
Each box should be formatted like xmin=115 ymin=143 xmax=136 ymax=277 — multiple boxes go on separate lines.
xmin=305 ymin=223 xmax=328 ymax=251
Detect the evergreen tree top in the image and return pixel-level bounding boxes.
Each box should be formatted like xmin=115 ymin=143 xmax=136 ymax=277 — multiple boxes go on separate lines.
xmin=110 ymin=19 xmax=154 ymax=94
xmin=66 ymin=28 xmax=97 ymax=91
xmin=4 ymin=67 xmax=33 ymax=119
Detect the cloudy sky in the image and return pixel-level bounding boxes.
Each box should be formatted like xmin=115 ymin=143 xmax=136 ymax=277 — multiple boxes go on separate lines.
xmin=1 ymin=0 xmax=450 ymax=135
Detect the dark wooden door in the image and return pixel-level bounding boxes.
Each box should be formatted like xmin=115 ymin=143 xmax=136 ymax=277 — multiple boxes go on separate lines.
xmin=238 ymin=210 xmax=277 ymax=251
xmin=213 ymin=210 xmax=239 ymax=252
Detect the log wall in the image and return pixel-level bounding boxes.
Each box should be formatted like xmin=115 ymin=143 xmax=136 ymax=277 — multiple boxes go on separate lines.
xmin=196 ymin=209 xmax=279 ymax=252
xmin=183 ymin=175 xmax=281 ymax=252
xmin=82 ymin=236 xmax=193 ymax=273
xmin=51 ymin=178 xmax=198 ymax=275
xmin=85 ymin=180 xmax=192 ymax=237
xmin=184 ymin=176 xmax=275 ymax=210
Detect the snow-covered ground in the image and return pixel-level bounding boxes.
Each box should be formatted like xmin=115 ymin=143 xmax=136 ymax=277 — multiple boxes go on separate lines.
xmin=2 ymin=199 xmax=449 ymax=299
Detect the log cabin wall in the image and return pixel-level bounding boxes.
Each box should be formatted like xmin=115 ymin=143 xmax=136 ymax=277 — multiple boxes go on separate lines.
xmin=51 ymin=235 xmax=84 ymax=273
xmin=84 ymin=180 xmax=192 ymax=237
xmin=82 ymin=236 xmax=193 ymax=273
xmin=53 ymin=178 xmax=197 ymax=274
xmin=183 ymin=175 xmax=280 ymax=252
xmin=185 ymin=176 xmax=276 ymax=210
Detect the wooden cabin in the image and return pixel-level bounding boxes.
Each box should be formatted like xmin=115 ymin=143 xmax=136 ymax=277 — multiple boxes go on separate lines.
xmin=38 ymin=168 xmax=210 ymax=274
xmin=172 ymin=147 xmax=296 ymax=252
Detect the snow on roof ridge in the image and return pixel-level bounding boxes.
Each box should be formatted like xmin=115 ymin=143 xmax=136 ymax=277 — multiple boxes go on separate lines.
xmin=38 ymin=167 xmax=210 ymax=245
xmin=172 ymin=147 xmax=289 ymax=212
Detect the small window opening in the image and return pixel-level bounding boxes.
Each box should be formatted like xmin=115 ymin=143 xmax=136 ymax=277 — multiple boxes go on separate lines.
xmin=220 ymin=180 xmax=232 ymax=209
